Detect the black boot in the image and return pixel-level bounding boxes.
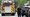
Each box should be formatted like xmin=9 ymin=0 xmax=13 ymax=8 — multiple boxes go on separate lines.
xmin=25 ymin=14 xmax=28 ymax=17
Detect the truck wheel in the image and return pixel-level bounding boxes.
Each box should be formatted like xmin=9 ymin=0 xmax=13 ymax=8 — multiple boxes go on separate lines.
xmin=2 ymin=13 xmax=5 ymax=16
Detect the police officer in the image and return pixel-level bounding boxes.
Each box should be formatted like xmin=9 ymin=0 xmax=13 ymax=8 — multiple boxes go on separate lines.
xmin=17 ymin=8 xmax=21 ymax=17
xmin=22 ymin=10 xmax=25 ymax=17
xmin=22 ymin=7 xmax=28 ymax=17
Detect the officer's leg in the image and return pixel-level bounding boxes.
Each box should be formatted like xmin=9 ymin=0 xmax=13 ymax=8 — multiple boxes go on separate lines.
xmin=22 ymin=13 xmax=24 ymax=17
xmin=18 ymin=14 xmax=21 ymax=17
xmin=18 ymin=14 xmax=20 ymax=17
xmin=28 ymin=14 xmax=30 ymax=17
xmin=25 ymin=13 xmax=28 ymax=17
xmin=26 ymin=15 xmax=28 ymax=17
xmin=17 ymin=13 xmax=19 ymax=17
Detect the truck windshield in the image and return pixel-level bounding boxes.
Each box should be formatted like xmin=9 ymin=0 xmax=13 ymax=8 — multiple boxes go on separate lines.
xmin=3 ymin=3 xmax=12 ymax=6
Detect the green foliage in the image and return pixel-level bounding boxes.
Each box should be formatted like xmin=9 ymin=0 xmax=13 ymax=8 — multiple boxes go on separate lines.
xmin=21 ymin=0 xmax=27 ymax=4
xmin=17 ymin=0 xmax=28 ymax=7
xmin=0 ymin=0 xmax=2 ymax=5
xmin=0 ymin=0 xmax=2 ymax=2
xmin=18 ymin=0 xmax=28 ymax=5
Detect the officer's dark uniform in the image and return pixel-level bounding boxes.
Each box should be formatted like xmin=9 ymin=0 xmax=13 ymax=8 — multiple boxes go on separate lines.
xmin=17 ymin=8 xmax=21 ymax=17
xmin=22 ymin=7 xmax=28 ymax=17
xmin=22 ymin=10 xmax=25 ymax=16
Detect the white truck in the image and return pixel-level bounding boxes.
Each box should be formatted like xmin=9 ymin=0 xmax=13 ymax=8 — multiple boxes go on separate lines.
xmin=1 ymin=1 xmax=16 ymax=16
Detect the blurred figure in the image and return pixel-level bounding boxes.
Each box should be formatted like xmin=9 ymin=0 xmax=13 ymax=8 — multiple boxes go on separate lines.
xmin=22 ymin=10 xmax=25 ymax=17
xmin=22 ymin=7 xmax=28 ymax=17
xmin=17 ymin=8 xmax=21 ymax=17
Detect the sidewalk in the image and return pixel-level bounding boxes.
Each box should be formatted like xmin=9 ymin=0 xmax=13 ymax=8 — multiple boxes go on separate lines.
xmin=0 ymin=14 xmax=1 ymax=16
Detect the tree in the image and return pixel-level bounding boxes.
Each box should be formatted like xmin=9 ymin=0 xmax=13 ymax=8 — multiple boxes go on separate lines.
xmin=17 ymin=0 xmax=28 ymax=8
xmin=14 ymin=0 xmax=18 ymax=8
xmin=0 ymin=0 xmax=2 ymax=5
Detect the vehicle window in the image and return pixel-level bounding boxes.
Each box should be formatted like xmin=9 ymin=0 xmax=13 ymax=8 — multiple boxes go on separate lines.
xmin=3 ymin=3 xmax=10 ymax=6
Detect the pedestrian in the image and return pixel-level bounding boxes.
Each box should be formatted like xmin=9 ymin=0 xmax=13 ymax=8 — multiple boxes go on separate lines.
xmin=17 ymin=8 xmax=21 ymax=17
xmin=22 ymin=10 xmax=25 ymax=17
xmin=22 ymin=7 xmax=28 ymax=17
